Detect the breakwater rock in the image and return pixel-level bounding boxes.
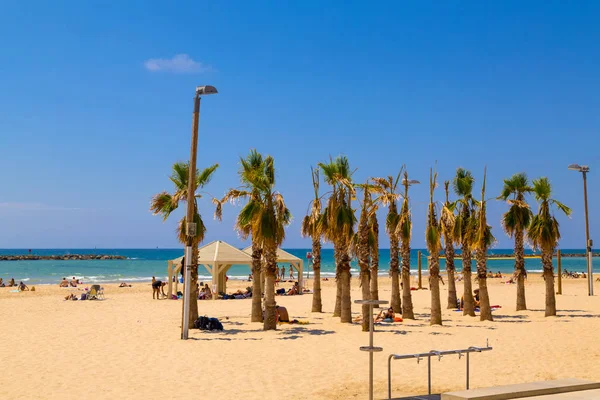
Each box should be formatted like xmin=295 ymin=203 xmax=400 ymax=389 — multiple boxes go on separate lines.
xmin=0 ymin=254 xmax=127 ymax=261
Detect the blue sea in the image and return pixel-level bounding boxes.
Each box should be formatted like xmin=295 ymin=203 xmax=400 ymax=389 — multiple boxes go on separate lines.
xmin=0 ymin=248 xmax=595 ymax=286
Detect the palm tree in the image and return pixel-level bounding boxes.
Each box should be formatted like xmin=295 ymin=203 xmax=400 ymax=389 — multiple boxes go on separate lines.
xmin=499 ymin=173 xmax=533 ymax=311
xmin=440 ymin=181 xmax=458 ymax=309
xmin=301 ymin=167 xmax=324 ymax=313
xmin=397 ymin=170 xmax=417 ymax=319
xmin=220 ymin=150 xmax=292 ymax=325
xmin=369 ymin=207 xmax=380 ymax=307
xmin=527 ymin=177 xmax=571 ymax=317
xmin=357 ymin=181 xmax=373 ymax=331
xmin=426 ymin=168 xmax=442 ymax=325
xmin=472 ymin=168 xmax=494 ymax=321
xmin=319 ymin=156 xmax=356 ymax=323
xmin=150 ymin=161 xmax=219 ymax=327
xmin=453 ymin=168 xmax=477 ymax=317
xmin=372 ymin=171 xmax=402 ymax=313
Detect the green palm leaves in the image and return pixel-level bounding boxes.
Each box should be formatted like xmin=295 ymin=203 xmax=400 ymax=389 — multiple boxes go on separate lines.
xmin=528 ymin=177 xmax=571 ymax=251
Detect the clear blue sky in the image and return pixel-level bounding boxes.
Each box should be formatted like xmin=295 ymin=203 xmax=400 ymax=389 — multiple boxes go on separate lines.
xmin=0 ymin=1 xmax=598 ymax=249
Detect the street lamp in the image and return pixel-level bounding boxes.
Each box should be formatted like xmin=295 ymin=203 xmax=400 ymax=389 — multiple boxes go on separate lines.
xmin=568 ymin=163 xmax=593 ymax=296
xmin=182 ymin=85 xmax=218 ymax=340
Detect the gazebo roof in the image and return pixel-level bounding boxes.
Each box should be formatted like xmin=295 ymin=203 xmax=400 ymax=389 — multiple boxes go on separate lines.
xmin=171 ymin=240 xmax=252 ymax=265
xmin=242 ymin=246 xmax=302 ymax=263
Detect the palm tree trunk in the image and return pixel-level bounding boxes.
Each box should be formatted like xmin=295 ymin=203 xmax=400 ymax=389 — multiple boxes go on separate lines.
xmin=445 ymin=237 xmax=457 ymax=309
xmin=250 ymin=240 xmax=263 ymax=322
xmin=429 ymin=255 xmax=442 ymax=325
xmin=515 ymin=230 xmax=527 ymax=311
xmin=370 ymin=214 xmax=380 ymax=308
xmin=263 ymin=244 xmax=278 ymax=330
xmin=390 ymin=235 xmax=402 ymax=313
xmin=333 ymin=247 xmax=341 ymax=317
xmin=311 ymin=238 xmax=322 ymax=313
xmin=401 ymin=242 xmax=415 ymax=319
xmin=360 ymin=269 xmax=371 ymax=331
xmin=476 ymin=249 xmax=493 ymax=321
xmin=542 ymin=247 xmax=556 ymax=317
xmin=187 ymin=242 xmax=200 ymax=327
xmin=462 ymin=245 xmax=476 ymax=317
xmin=339 ymin=244 xmax=352 ymax=323
xmin=358 ymin=212 xmax=371 ymax=331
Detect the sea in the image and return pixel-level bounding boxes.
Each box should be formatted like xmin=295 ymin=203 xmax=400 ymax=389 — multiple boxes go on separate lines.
xmin=0 ymin=248 xmax=596 ymax=286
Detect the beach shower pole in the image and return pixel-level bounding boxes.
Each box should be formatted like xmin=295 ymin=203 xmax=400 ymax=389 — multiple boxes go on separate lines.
xmin=568 ymin=164 xmax=593 ymax=296
xmin=182 ymin=86 xmax=218 ymax=340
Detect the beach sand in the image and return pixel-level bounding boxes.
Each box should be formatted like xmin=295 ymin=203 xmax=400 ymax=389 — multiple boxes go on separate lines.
xmin=1 ymin=275 xmax=599 ymax=399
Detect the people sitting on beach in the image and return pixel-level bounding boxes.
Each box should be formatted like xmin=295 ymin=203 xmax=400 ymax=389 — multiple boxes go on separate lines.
xmin=70 ymin=277 xmax=79 ymax=287
xmin=8 ymin=278 xmax=15 ymax=287
xmin=495 ymin=271 xmax=503 ymax=278
xmin=119 ymin=282 xmax=132 ymax=287
xmin=376 ymin=307 xmax=395 ymax=322
xmin=198 ymin=283 xmax=212 ymax=300
xmin=151 ymin=276 xmax=167 ymax=299
xmin=460 ymin=289 xmax=481 ymax=310
xmin=276 ymin=305 xmax=290 ymax=323
xmin=287 ymin=281 xmax=300 ymax=296
xmin=59 ymin=278 xmax=69 ymax=287
xmin=248 ymin=274 xmax=253 ymax=282
xmin=18 ymin=281 xmax=29 ymax=291
xmin=487 ymin=272 xmax=494 ymax=278
xmin=0 ymin=278 xmax=4 ymax=287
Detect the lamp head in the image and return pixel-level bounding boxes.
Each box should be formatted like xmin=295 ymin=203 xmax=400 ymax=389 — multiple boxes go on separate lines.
xmin=568 ymin=164 xmax=582 ymax=171
xmin=195 ymin=85 xmax=218 ymax=96
xmin=403 ymin=179 xmax=421 ymax=185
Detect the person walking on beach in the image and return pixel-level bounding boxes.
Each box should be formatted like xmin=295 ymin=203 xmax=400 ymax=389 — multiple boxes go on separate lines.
xmin=289 ymin=265 xmax=294 ymax=280
xmin=281 ymin=266 xmax=286 ymax=281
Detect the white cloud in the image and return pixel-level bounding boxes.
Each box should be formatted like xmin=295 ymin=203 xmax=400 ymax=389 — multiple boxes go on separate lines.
xmin=144 ymin=54 xmax=211 ymax=73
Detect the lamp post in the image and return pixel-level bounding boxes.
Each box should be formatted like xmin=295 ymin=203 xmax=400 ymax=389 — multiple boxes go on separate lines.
xmin=568 ymin=164 xmax=593 ymax=296
xmin=182 ymin=85 xmax=218 ymax=340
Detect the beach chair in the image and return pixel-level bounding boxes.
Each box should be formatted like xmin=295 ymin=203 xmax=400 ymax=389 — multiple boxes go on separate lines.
xmin=97 ymin=286 xmax=105 ymax=300
xmin=87 ymin=285 xmax=101 ymax=300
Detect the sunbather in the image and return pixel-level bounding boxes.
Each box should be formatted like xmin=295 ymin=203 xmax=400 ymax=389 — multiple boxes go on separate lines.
xmin=376 ymin=307 xmax=395 ymax=322
xmin=287 ymin=281 xmax=300 ymax=296
xmin=276 ymin=305 xmax=290 ymax=322
xmin=59 ymin=278 xmax=69 ymax=287
xmin=0 ymin=278 xmax=4 ymax=287
xmin=8 ymin=278 xmax=15 ymax=287
xmin=70 ymin=277 xmax=78 ymax=287
xmin=119 ymin=282 xmax=132 ymax=287
xmin=18 ymin=282 xmax=29 ymax=291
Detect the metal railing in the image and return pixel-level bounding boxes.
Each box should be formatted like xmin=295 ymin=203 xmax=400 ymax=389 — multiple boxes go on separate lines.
xmin=387 ymin=341 xmax=492 ymax=399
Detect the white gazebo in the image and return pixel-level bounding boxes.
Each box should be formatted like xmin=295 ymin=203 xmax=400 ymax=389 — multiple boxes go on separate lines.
xmin=242 ymin=246 xmax=304 ymax=294
xmin=167 ymin=240 xmax=253 ymax=299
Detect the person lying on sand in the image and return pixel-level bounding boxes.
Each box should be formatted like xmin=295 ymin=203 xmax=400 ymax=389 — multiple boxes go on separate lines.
xmin=287 ymin=282 xmax=299 ymax=296
xmin=152 ymin=278 xmax=167 ymax=299
xmin=119 ymin=282 xmax=132 ymax=287
xmin=18 ymin=282 xmax=29 ymax=291
xmin=59 ymin=278 xmax=69 ymax=287
xmin=65 ymin=293 xmax=78 ymax=300
xmin=376 ymin=307 xmax=395 ymax=322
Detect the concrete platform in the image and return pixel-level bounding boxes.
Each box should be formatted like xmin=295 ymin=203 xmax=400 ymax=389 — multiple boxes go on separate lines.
xmin=441 ymin=379 xmax=600 ymax=400
xmin=530 ymin=388 xmax=600 ymax=399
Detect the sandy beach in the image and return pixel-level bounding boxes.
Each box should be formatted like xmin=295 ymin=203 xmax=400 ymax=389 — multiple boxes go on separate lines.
xmin=1 ymin=275 xmax=599 ymax=399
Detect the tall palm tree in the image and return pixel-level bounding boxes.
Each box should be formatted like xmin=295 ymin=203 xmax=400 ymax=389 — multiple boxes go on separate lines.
xmin=220 ymin=150 xmax=292 ymax=325
xmin=301 ymin=167 xmax=324 ymax=313
xmin=372 ymin=171 xmax=403 ymax=313
xmin=150 ymin=161 xmax=219 ymax=327
xmin=527 ymin=177 xmax=571 ymax=317
xmin=499 ymin=173 xmax=533 ymax=311
xmin=453 ymin=168 xmax=477 ymax=317
xmin=357 ymin=181 xmax=373 ymax=331
xmin=319 ymin=156 xmax=356 ymax=323
xmin=472 ymin=168 xmax=494 ymax=321
xmin=426 ymin=168 xmax=442 ymax=325
xmin=369 ymin=208 xmax=380 ymax=307
xmin=397 ymin=170 xmax=417 ymax=319
xmin=440 ymin=181 xmax=457 ymax=309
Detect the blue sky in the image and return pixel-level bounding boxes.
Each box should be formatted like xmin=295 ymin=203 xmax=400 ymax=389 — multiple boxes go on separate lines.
xmin=0 ymin=1 xmax=598 ymax=249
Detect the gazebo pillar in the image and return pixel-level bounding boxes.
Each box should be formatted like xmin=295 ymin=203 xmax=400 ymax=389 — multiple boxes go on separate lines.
xmin=212 ymin=263 xmax=218 ymax=300
xmin=297 ymin=260 xmax=304 ymax=295
xmin=167 ymin=261 xmax=173 ymax=298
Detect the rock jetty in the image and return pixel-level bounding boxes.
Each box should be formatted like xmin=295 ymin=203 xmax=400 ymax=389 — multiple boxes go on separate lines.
xmin=0 ymin=254 xmax=127 ymax=261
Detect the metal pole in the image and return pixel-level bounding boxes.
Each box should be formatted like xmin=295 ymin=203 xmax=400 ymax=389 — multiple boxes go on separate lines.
xmin=388 ymin=355 xmax=392 ymax=400
xmin=582 ymin=171 xmax=593 ymax=296
xmin=418 ymin=250 xmax=422 ymax=289
xmin=557 ymin=249 xmax=562 ymax=295
xmin=466 ymin=351 xmax=470 ymax=389
xmin=369 ymin=303 xmax=374 ymax=400
xmin=427 ymin=355 xmax=431 ymax=395
xmin=182 ymin=94 xmax=201 ymax=340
